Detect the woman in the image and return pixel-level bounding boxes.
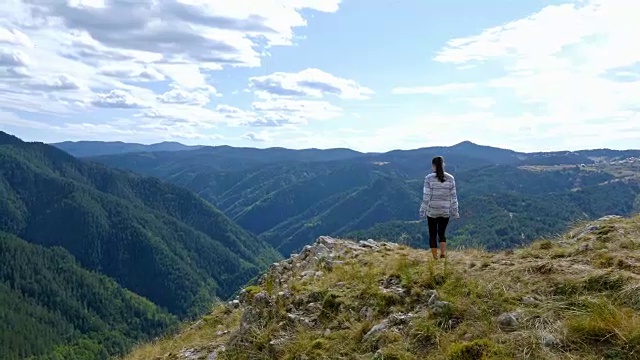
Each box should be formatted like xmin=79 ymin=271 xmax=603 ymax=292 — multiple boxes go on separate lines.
xmin=419 ymin=156 xmax=459 ymax=259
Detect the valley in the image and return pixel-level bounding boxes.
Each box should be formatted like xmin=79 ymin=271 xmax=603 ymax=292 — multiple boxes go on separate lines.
xmin=1 ymin=131 xmax=639 ymax=359
xmin=82 ymin=141 xmax=640 ymax=255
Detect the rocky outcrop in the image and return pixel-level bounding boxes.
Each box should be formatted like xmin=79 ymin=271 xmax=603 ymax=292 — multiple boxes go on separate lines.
xmin=128 ymin=214 xmax=640 ymax=360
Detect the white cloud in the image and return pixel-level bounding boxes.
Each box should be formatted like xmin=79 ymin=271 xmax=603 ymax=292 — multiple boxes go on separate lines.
xmin=397 ymin=0 xmax=640 ymax=149
xmin=0 ymin=48 xmax=31 ymax=67
xmin=249 ymin=68 xmax=374 ymax=100
xmin=92 ymin=89 xmax=145 ymax=109
xmin=158 ymin=85 xmax=217 ymax=106
xmin=245 ymin=68 xmax=370 ymax=127
xmin=6 ymin=0 xmax=636 ymax=152
xmin=98 ymin=65 xmax=166 ymax=82
xmin=242 ymin=131 xmax=272 ymax=142
xmin=26 ymin=74 xmax=84 ymax=91
xmin=0 ymin=0 xmax=347 ymax=139
xmin=250 ymin=98 xmax=343 ymax=126
xmin=0 ymin=28 xmax=32 ymax=47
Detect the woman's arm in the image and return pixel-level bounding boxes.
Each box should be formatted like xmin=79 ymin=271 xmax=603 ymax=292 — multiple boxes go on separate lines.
xmin=419 ymin=176 xmax=430 ymax=219
xmin=450 ymin=177 xmax=459 ymax=219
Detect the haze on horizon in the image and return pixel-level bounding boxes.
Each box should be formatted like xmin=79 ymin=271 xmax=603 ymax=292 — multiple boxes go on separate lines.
xmin=1 ymin=0 xmax=639 ymax=153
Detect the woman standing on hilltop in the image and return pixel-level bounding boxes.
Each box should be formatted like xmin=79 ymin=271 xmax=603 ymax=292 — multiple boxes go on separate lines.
xmin=419 ymin=156 xmax=460 ymax=260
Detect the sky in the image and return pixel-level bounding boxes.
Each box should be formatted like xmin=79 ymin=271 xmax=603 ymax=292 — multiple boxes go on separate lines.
xmin=0 ymin=0 xmax=639 ymax=152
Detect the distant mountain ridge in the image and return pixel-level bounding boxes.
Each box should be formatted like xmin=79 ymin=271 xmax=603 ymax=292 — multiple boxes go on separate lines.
xmin=55 ymin=138 xmax=640 ymax=165
xmin=51 ymin=140 xmax=203 ymax=157
xmin=86 ymin=137 xmax=640 ymax=256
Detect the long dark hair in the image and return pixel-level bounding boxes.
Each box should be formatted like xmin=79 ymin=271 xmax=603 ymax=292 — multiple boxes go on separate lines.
xmin=432 ymin=156 xmax=446 ymax=182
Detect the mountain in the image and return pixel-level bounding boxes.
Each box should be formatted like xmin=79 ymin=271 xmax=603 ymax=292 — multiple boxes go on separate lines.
xmin=124 ymin=215 xmax=640 ymax=360
xmin=88 ymin=145 xmax=365 ymax=176
xmin=0 ymin=131 xmax=281 ymax=358
xmin=0 ymin=233 xmax=177 ymax=360
xmin=87 ymin=141 xmax=640 ymax=256
xmin=51 ymin=140 xmax=202 ymax=157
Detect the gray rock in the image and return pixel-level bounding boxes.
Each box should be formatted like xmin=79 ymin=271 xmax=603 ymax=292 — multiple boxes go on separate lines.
xmin=427 ymin=292 xmax=438 ymax=306
xmin=307 ymin=302 xmax=322 ymax=313
xmin=541 ymin=332 xmax=559 ymax=347
xmin=579 ymin=243 xmax=592 ymax=252
xmin=360 ymin=306 xmax=374 ymax=321
xmin=586 ymin=225 xmax=600 ymax=232
xmin=252 ymin=291 xmax=272 ymax=308
xmin=364 ymin=320 xmax=389 ymax=340
xmin=359 ymin=239 xmax=380 ymax=249
xmin=431 ymin=301 xmax=451 ymax=314
xmin=228 ymin=299 xmax=241 ymax=309
xmin=301 ymin=270 xmax=315 ymax=280
xmin=522 ymin=296 xmax=540 ymax=306
xmin=381 ymin=286 xmax=405 ymax=296
xmin=318 ymin=236 xmax=338 ymax=247
xmin=277 ymin=290 xmax=293 ymax=300
xmin=178 ymin=348 xmax=200 ymax=360
xmin=313 ymin=244 xmax=331 ymax=257
xmin=497 ymin=312 xmax=520 ymax=331
xmin=269 ymin=338 xmax=287 ymax=346
xmin=287 ymin=313 xmax=314 ymax=327
xmin=598 ymin=215 xmax=622 ymax=221
xmin=389 ymin=312 xmax=414 ymax=326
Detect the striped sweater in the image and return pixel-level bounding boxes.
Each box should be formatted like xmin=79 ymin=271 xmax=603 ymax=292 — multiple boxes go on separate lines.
xmin=419 ymin=172 xmax=459 ymax=219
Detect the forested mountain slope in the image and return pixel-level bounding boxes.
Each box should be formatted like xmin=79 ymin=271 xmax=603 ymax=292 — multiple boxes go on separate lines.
xmin=0 ymin=233 xmax=177 ymax=360
xmin=0 ymin=131 xmax=282 ymax=358
xmin=88 ymin=141 xmax=640 ymax=255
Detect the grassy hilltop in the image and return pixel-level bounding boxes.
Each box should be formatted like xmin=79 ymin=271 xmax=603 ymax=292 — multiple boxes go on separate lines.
xmin=124 ymin=215 xmax=640 ymax=360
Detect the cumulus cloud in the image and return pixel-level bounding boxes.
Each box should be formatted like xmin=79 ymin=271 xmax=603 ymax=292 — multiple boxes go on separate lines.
xmin=242 ymin=131 xmax=272 ymax=142
xmin=0 ymin=48 xmax=31 ymax=67
xmin=22 ymin=0 xmax=342 ymax=68
xmin=99 ymin=65 xmax=166 ymax=82
xmin=0 ymin=0 xmax=347 ymax=139
xmin=250 ymin=68 xmax=374 ymax=100
xmin=26 ymin=74 xmax=83 ymax=91
xmin=249 ymin=98 xmax=344 ymax=126
xmin=244 ymin=68 xmax=370 ymax=127
xmin=385 ymin=0 xmax=640 ymax=149
xmin=158 ymin=85 xmax=217 ymax=106
xmin=92 ymin=89 xmax=145 ymax=109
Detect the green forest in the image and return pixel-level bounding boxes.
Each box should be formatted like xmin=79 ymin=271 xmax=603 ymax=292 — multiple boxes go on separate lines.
xmin=0 ymin=233 xmax=177 ymax=360
xmin=0 ymin=132 xmax=280 ymax=359
xmin=90 ymin=143 xmax=640 ymax=255
xmin=2 ymin=130 xmax=640 ymax=358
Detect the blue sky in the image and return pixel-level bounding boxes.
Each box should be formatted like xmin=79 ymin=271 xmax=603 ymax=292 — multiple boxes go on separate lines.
xmin=1 ymin=0 xmax=639 ymax=152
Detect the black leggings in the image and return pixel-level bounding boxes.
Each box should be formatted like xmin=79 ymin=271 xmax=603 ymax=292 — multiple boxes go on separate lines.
xmin=427 ymin=216 xmax=450 ymax=248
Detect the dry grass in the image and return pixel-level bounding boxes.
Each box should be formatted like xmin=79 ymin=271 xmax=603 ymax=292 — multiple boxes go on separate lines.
xmin=124 ymin=215 xmax=640 ymax=360
xmin=124 ymin=306 xmax=241 ymax=360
